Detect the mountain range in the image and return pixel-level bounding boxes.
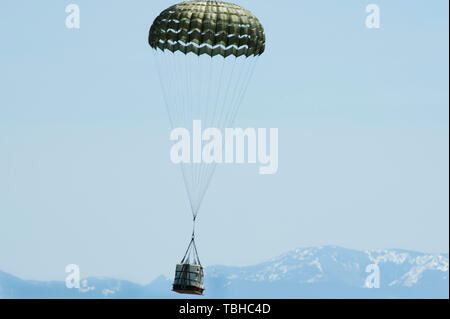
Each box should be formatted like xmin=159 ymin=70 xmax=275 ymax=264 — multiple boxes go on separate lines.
xmin=0 ymin=246 xmax=448 ymax=298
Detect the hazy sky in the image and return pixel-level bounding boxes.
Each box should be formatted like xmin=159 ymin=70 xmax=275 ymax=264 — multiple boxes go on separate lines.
xmin=0 ymin=0 xmax=448 ymax=284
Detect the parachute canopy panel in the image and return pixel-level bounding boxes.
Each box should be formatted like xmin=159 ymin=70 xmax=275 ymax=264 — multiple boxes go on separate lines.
xmin=149 ymin=0 xmax=266 ymax=58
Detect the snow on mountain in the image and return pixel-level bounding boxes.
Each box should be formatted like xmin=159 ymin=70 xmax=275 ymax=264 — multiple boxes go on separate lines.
xmin=0 ymin=246 xmax=448 ymax=298
xmin=204 ymin=246 xmax=449 ymax=298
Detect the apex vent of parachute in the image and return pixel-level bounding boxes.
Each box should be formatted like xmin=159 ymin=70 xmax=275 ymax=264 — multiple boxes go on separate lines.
xmin=148 ymin=0 xmax=265 ymax=58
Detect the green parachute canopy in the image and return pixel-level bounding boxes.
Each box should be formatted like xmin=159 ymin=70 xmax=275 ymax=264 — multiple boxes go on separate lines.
xmin=149 ymin=0 xmax=266 ymax=57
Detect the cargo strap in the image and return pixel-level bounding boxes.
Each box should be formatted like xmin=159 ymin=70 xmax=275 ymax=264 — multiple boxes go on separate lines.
xmin=180 ymin=216 xmax=201 ymax=265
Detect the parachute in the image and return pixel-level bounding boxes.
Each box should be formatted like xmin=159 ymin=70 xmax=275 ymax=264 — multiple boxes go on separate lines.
xmin=149 ymin=0 xmax=265 ymax=295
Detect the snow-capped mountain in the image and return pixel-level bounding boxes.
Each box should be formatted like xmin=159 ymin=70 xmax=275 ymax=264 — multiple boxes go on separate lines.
xmin=0 ymin=246 xmax=448 ymax=298
xmin=205 ymin=246 xmax=448 ymax=298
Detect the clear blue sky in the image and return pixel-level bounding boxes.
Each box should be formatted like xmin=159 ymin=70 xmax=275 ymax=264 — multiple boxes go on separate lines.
xmin=0 ymin=0 xmax=448 ymax=284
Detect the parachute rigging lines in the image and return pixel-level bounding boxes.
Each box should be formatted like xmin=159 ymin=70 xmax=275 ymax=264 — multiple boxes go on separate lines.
xmin=153 ymin=50 xmax=259 ymax=220
xmin=149 ymin=0 xmax=265 ymax=267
